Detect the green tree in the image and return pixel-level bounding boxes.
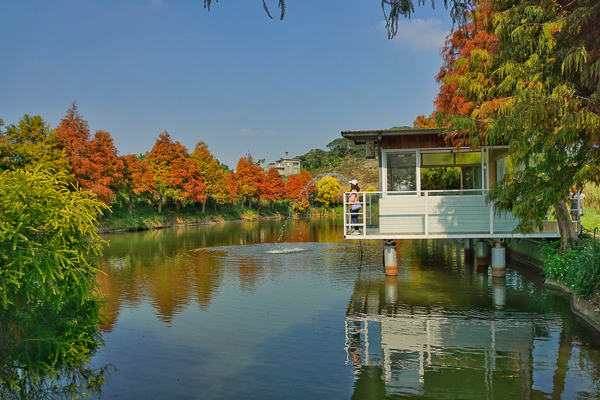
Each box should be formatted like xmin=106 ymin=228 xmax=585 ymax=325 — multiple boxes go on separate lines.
xmin=1 ymin=115 xmax=68 ymax=172
xmin=442 ymin=0 xmax=600 ymax=250
xmin=0 ymin=169 xmax=109 ymax=398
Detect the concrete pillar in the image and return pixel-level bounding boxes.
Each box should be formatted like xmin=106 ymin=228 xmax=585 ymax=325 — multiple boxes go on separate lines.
xmin=476 ymin=240 xmax=489 ymax=269
xmin=464 ymin=238 xmax=474 ymax=261
xmin=383 ymin=240 xmax=398 ymax=276
xmin=492 ymin=276 xmax=506 ymax=309
xmin=491 ymin=242 xmax=506 ymax=277
xmin=385 ymin=275 xmax=398 ymax=304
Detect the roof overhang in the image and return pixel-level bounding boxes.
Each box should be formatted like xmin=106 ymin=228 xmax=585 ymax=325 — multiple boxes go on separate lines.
xmin=341 ymin=128 xmax=441 ymax=144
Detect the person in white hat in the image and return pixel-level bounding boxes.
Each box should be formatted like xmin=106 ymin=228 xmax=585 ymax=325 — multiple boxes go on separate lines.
xmin=348 ymin=180 xmax=361 ymax=234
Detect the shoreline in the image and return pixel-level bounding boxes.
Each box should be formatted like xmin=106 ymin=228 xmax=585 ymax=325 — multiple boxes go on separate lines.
xmin=543 ymin=279 xmax=600 ymax=333
xmin=97 ymin=212 xmax=341 ymax=234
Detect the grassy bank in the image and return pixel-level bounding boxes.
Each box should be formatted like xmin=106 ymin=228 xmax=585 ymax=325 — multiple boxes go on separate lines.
xmin=98 ymin=201 xmax=293 ymax=232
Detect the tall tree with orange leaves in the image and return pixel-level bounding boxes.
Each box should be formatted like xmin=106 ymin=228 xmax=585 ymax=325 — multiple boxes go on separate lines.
xmin=265 ymin=167 xmax=286 ymax=203
xmin=191 ymin=141 xmax=229 ymax=212
xmin=55 ymin=103 xmax=91 ymax=184
xmin=235 ymin=153 xmax=263 ymax=208
xmin=82 ymin=130 xmax=125 ymax=204
xmin=147 ymin=131 xmax=205 ymax=212
xmin=121 ymin=154 xmax=157 ymax=216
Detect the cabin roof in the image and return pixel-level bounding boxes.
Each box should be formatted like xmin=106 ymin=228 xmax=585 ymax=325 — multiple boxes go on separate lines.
xmin=341 ymin=128 xmax=440 ymax=144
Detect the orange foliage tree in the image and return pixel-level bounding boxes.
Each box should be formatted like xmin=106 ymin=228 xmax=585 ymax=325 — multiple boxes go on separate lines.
xmin=82 ymin=130 xmax=125 ymax=204
xmin=191 ymin=141 xmax=230 ymax=212
xmin=55 ymin=103 xmax=91 ymax=184
xmin=225 ymin=171 xmax=239 ymax=204
xmin=235 ymin=153 xmax=266 ymax=208
xmin=147 ymin=131 xmax=206 ymax=212
xmin=285 ymin=169 xmax=315 ymax=212
xmin=413 ymin=1 xmax=497 ymax=146
xmin=265 ymin=167 xmax=286 ymax=203
xmin=121 ymin=154 xmax=157 ymax=216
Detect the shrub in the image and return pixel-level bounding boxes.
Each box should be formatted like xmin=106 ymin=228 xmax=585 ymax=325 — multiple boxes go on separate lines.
xmin=542 ymin=236 xmax=600 ymax=297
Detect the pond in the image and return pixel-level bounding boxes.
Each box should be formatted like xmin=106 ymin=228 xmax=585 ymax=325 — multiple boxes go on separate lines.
xmin=92 ymin=217 xmax=600 ymax=399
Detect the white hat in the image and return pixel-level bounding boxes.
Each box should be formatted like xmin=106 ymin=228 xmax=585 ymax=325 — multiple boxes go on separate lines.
xmin=349 ymin=179 xmax=358 ymax=185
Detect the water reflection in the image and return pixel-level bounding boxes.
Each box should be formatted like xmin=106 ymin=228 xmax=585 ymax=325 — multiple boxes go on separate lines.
xmin=93 ymin=220 xmax=600 ymax=399
xmin=0 ymin=294 xmax=109 ymax=399
xmin=97 ymin=218 xmax=346 ymax=330
xmin=345 ymin=240 xmax=600 ymax=399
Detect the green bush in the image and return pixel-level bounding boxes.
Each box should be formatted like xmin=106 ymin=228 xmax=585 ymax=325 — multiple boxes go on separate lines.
xmin=542 ymin=236 xmax=600 ymax=297
xmin=0 ymin=169 xmax=110 ymax=398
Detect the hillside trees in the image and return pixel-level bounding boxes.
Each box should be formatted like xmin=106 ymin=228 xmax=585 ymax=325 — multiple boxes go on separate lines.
xmin=439 ymin=0 xmax=600 ymax=249
xmin=147 ymin=131 xmax=206 ymax=213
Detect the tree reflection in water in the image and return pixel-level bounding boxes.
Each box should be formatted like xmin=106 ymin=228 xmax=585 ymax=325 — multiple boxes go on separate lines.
xmin=0 ymin=293 xmax=111 ymax=399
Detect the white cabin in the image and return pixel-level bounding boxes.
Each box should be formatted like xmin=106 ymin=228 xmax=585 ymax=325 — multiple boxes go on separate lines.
xmin=341 ymin=128 xmax=559 ymax=239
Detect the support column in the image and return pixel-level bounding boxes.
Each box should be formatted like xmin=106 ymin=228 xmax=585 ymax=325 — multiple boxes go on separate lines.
xmin=491 ymin=242 xmax=506 ymax=277
xmin=385 ymin=275 xmax=398 ymax=305
xmin=383 ymin=240 xmax=398 ymax=276
xmin=464 ymin=238 xmax=474 ymax=262
xmin=476 ymin=240 xmax=489 ymax=271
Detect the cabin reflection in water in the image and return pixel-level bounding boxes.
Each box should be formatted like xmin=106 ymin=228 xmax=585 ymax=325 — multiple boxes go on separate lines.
xmin=344 ymin=243 xmax=584 ymax=399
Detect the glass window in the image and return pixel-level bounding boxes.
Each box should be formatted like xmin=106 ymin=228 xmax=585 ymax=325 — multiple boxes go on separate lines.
xmin=455 ymin=152 xmax=482 ymax=165
xmin=421 ymin=152 xmax=454 ymax=166
xmin=387 ymin=152 xmax=416 ymax=191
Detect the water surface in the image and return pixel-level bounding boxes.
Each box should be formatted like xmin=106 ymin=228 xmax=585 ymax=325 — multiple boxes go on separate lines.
xmin=93 ymin=218 xmax=600 ymax=399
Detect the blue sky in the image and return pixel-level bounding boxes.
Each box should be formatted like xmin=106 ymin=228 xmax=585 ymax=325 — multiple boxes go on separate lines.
xmin=1 ymin=0 xmax=453 ymax=168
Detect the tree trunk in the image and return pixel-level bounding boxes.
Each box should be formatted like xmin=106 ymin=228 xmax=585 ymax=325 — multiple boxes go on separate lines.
xmin=202 ymin=200 xmax=206 ymax=213
xmin=128 ymin=197 xmax=133 ymax=218
xmin=158 ymin=194 xmax=163 ymax=213
xmin=213 ymin=202 xmax=217 ymax=212
xmin=555 ymin=199 xmax=580 ymax=251
xmin=176 ymin=201 xmax=180 ymax=211
xmin=248 ymin=197 xmax=251 ymax=209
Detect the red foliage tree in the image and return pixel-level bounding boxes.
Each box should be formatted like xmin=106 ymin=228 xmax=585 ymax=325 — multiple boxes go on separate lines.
xmin=121 ymin=154 xmax=157 ymax=216
xmin=265 ymin=168 xmax=286 ymax=201
xmin=83 ymin=130 xmax=125 ymax=204
xmin=225 ymin=171 xmax=239 ymax=204
xmin=432 ymin=1 xmax=498 ymax=146
xmin=146 ymin=131 xmax=206 ymax=212
xmin=55 ymin=102 xmax=91 ymax=183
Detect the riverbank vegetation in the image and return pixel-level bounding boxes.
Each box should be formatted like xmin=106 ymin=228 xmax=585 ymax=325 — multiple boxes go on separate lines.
xmin=0 ymin=106 xmax=354 ymax=233
xmin=542 ymin=236 xmax=600 ymax=299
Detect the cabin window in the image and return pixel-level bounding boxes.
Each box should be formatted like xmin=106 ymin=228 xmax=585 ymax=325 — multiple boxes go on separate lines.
xmin=387 ymin=152 xmax=416 ymax=192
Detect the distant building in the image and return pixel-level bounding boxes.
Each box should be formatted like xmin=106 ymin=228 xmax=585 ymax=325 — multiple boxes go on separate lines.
xmin=269 ymin=158 xmax=301 ymax=176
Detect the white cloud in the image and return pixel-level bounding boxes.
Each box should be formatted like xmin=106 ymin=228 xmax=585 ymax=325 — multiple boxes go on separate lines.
xmin=382 ymin=18 xmax=449 ymax=50
xmin=237 ymin=128 xmax=278 ymax=137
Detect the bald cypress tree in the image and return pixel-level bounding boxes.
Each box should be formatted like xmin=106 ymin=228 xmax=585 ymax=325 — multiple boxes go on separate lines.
xmin=441 ymin=0 xmax=600 ymax=250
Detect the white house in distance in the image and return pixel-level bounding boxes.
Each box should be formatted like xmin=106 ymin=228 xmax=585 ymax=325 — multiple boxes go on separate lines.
xmin=269 ymin=157 xmax=301 ymax=176
xmin=340 ymin=127 xmax=560 ymax=240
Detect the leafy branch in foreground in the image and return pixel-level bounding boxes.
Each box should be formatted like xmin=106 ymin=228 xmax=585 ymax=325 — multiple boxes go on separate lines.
xmin=0 ymin=169 xmax=111 ymax=399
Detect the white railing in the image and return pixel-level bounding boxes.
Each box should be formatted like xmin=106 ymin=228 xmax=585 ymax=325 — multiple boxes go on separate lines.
xmin=342 ymin=190 xmax=559 ymax=238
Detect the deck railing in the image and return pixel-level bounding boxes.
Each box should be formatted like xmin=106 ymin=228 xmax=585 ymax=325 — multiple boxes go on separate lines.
xmin=343 ymin=190 xmax=559 ymax=239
